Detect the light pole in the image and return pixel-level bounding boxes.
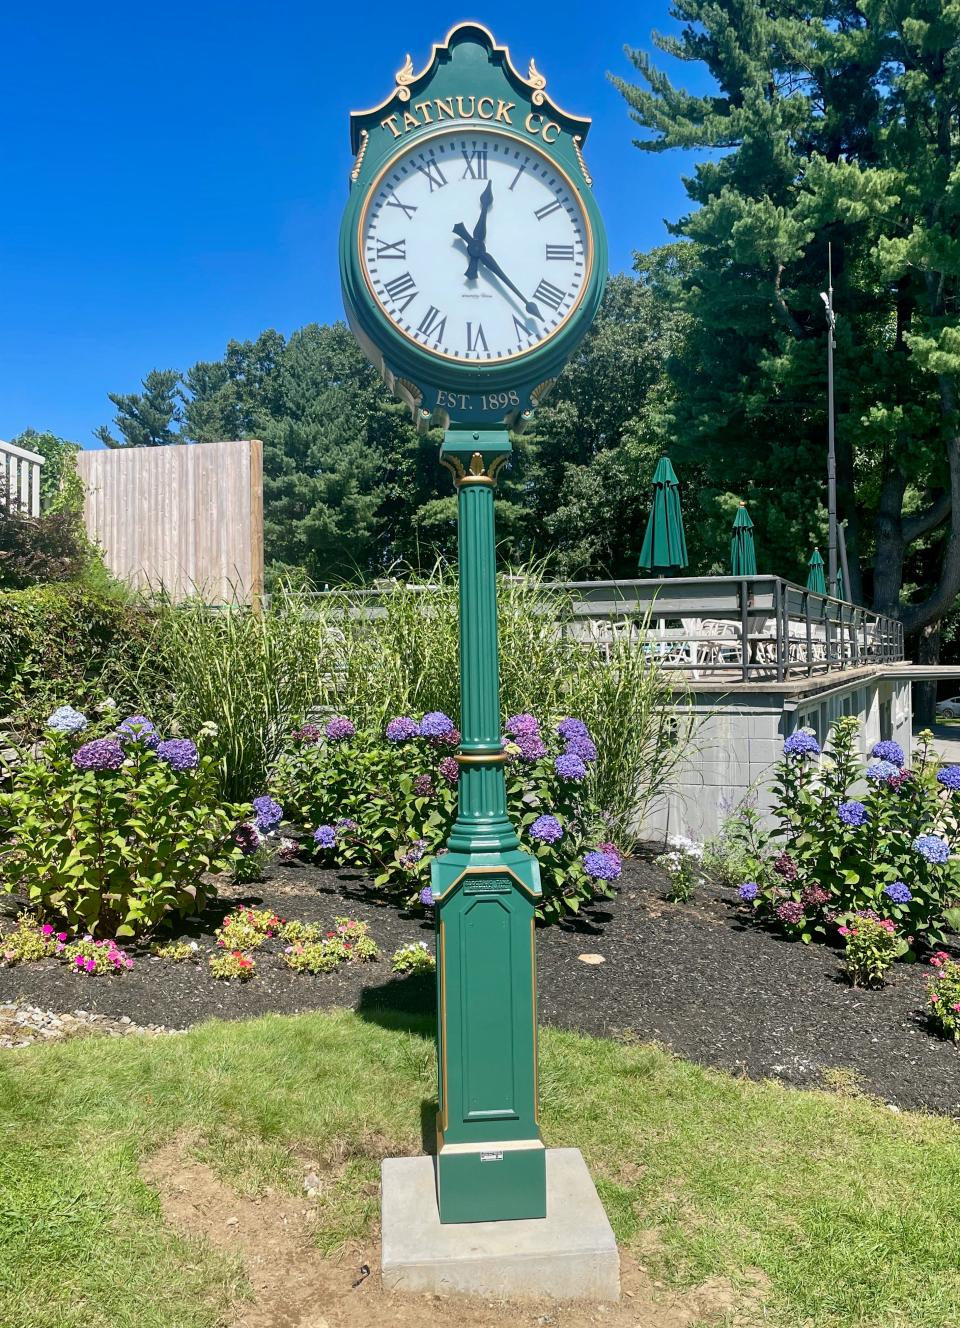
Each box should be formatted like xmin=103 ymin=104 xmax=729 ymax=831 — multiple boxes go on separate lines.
xmin=820 ymin=243 xmax=838 ymax=598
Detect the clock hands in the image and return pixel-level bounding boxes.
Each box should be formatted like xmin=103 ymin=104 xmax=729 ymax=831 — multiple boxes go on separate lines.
xmin=452 ymin=183 xmax=543 ymax=320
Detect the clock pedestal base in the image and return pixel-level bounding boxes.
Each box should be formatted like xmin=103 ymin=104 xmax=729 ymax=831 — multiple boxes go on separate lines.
xmin=381 ymin=1149 xmax=620 ymax=1302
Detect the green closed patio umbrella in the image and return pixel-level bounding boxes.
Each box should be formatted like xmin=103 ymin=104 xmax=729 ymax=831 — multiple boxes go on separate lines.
xmin=806 ymin=547 xmax=827 ymax=594
xmin=730 ymin=501 xmax=757 ymax=576
xmin=638 ymin=455 xmax=688 ymax=573
xmin=835 ymin=562 xmax=845 ymax=601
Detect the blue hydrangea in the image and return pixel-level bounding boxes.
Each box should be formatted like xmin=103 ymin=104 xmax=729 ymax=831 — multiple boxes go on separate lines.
xmin=583 ymin=849 xmax=622 ymax=881
xmin=883 ymin=881 xmax=912 ymax=904
xmin=252 ymin=795 xmax=283 ymax=832
xmin=156 ymin=738 xmax=199 ymax=771
xmin=871 ymin=740 xmax=905 ymax=768
xmin=116 ymin=714 xmax=159 ymax=747
xmin=914 ymin=834 xmax=951 ymax=865
xmin=838 ymin=800 xmax=869 ymax=828
xmin=419 ymin=711 xmax=455 ymax=739
xmin=565 ymin=736 xmax=598 ymax=763
xmin=46 ymin=705 xmax=88 ymax=734
xmin=783 ymin=730 xmax=821 ymax=758
xmin=313 ymin=824 xmax=337 ymax=849
xmin=557 ymin=717 xmax=590 ymax=741
xmin=737 ymin=881 xmax=760 ymax=902
xmin=418 ymin=886 xmax=434 ymax=908
xmin=529 ymin=814 xmax=564 ymax=844
xmin=385 ymin=716 xmax=419 ymax=742
xmin=555 ymin=753 xmax=587 ymax=782
xmin=866 ymin=759 xmax=899 ymax=783
xmin=936 ymin=765 xmax=960 ymax=791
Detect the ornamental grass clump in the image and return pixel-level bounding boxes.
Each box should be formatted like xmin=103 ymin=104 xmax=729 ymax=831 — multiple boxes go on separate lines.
xmin=733 ymin=720 xmax=960 ymax=954
xmin=926 ymin=952 xmax=960 ymax=1041
xmin=0 ymin=708 xmax=246 ymax=938
xmin=272 ymin=707 xmax=622 ymax=921
xmin=840 ymin=915 xmax=901 ymax=989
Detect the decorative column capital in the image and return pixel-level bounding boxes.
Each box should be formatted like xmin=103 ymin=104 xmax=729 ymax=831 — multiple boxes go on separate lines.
xmin=440 ymin=431 xmax=512 ymax=490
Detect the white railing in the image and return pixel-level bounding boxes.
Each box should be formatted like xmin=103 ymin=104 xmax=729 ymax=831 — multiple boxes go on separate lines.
xmin=0 ymin=439 xmax=44 ymax=516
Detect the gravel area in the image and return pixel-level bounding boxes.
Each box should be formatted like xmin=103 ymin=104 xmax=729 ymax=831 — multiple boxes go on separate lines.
xmin=0 ymin=858 xmax=957 ymax=1116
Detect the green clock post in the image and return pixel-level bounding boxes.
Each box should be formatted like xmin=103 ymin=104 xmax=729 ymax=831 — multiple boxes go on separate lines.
xmin=340 ymin=22 xmax=607 ymax=1227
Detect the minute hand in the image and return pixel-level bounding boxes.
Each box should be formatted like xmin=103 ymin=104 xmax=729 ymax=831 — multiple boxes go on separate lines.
xmin=478 ymin=252 xmax=542 ymax=318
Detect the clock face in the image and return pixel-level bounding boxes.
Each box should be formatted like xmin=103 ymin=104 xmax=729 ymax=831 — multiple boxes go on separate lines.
xmin=358 ymin=128 xmax=591 ymax=364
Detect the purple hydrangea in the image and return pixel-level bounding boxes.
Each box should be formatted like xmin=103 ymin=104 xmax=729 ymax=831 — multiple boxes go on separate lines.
xmin=324 ymin=716 xmax=355 ymax=741
xmin=772 ymin=852 xmax=798 ymax=881
xmin=914 ymin=834 xmax=951 ymax=865
xmin=871 ymin=740 xmax=905 ymax=768
xmin=386 ymin=716 xmax=419 ymax=742
xmin=233 ymin=822 xmax=261 ymax=856
xmin=529 ymin=814 xmax=564 ymax=845
xmin=838 ymin=800 xmax=869 ymax=828
xmin=505 ymin=713 xmax=540 ymax=738
xmin=583 ymin=849 xmax=622 ymax=881
xmin=72 ymin=738 xmax=125 ymax=772
xmin=419 ymin=711 xmax=456 ymax=739
xmin=47 ymin=706 xmax=89 ymax=734
xmin=783 ymin=730 xmax=821 ymax=759
xmin=399 ymin=838 xmax=427 ymax=869
xmin=557 ymin=717 xmax=590 ymax=741
xmin=565 ymin=735 xmax=598 ymax=763
xmin=516 ymin=732 xmax=549 ymax=762
xmin=438 ymin=756 xmax=459 ymax=783
xmin=116 ymin=715 xmax=160 ymax=748
xmin=313 ymin=824 xmax=337 ymax=849
xmin=419 ymin=885 xmax=434 ymax=908
xmin=413 ymin=774 xmax=434 ymax=797
xmin=555 ymin=753 xmax=588 ymax=782
xmin=801 ymin=885 xmax=830 ymax=908
xmin=737 ymin=881 xmax=759 ymax=902
xmin=156 ymin=738 xmax=199 ymax=771
xmin=252 ymin=795 xmax=283 ymax=832
xmin=883 ymin=881 xmax=912 ymax=904
xmin=866 ymin=759 xmax=899 ymax=783
xmin=336 ymin=817 xmax=358 ymax=830
xmin=292 ymin=723 xmax=322 ymax=743
xmin=936 ymin=765 xmax=960 ymax=791
xmin=777 ymin=900 xmax=805 ymax=925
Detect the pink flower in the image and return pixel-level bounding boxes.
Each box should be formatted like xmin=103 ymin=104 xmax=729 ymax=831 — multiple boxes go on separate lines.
xmin=85 ymin=957 xmax=96 ymax=972
xmin=74 ymin=955 xmax=84 ymax=967
xmin=56 ymin=932 xmax=67 ymax=942
xmin=929 ymin=951 xmax=950 ymax=968
xmin=41 ymin=924 xmax=54 ymax=936
xmin=952 ymin=1003 xmax=960 ymax=1012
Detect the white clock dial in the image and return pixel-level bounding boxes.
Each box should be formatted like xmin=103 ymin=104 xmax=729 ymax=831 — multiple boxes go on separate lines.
xmin=358 ymin=128 xmax=591 ymax=363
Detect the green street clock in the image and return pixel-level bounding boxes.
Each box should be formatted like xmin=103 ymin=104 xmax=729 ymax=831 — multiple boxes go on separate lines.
xmin=340 ymin=21 xmax=607 ymax=428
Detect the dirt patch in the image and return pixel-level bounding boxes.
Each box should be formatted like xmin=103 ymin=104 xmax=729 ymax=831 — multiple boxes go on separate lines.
xmin=141 ymin=1139 xmax=769 ymax=1328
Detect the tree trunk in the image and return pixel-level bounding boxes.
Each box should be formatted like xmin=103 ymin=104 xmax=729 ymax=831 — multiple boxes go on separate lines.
xmin=913 ymin=623 xmax=941 ymax=729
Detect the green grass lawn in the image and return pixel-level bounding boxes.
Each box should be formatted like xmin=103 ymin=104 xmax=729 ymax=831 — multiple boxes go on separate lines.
xmin=1 ymin=1006 xmax=959 ymax=1328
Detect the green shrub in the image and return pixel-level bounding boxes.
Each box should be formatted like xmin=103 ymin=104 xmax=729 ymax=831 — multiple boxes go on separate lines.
xmin=0 ymin=712 xmax=244 ymax=937
xmin=0 ymin=586 xmax=149 ymax=735
xmin=0 ymin=914 xmax=57 ymax=964
xmin=734 ymin=720 xmax=960 ymax=953
xmin=391 ymin=941 xmax=436 ymax=974
xmin=840 ymin=915 xmax=902 ymax=988
xmin=926 ymin=952 xmax=960 ymax=1040
xmin=271 ymin=709 xmax=622 ymax=922
xmin=209 ymin=950 xmax=256 ymax=980
xmin=214 ymin=906 xmax=283 ymax=952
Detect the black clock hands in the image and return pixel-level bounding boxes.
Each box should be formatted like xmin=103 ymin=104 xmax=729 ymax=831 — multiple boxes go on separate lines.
xmin=452 ymin=182 xmax=543 ymax=319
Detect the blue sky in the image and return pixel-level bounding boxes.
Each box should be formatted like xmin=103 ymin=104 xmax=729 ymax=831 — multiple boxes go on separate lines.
xmin=1 ymin=2 xmax=714 ymax=446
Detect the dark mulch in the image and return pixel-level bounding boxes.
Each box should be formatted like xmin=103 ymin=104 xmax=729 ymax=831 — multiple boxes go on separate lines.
xmin=1 ymin=859 xmax=957 ymax=1116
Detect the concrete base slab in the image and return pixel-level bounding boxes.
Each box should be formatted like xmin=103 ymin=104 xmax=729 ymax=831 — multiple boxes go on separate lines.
xmin=381 ymin=1147 xmax=619 ymax=1302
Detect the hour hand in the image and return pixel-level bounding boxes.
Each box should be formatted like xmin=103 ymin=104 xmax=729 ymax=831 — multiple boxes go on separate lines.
xmin=478 ymin=252 xmax=542 ymax=319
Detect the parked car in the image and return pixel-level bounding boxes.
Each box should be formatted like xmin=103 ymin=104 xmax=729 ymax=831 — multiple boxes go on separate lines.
xmin=936 ymin=696 xmax=960 ymax=719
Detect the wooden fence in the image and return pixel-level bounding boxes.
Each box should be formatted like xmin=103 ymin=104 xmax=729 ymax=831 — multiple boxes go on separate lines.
xmin=0 ymin=439 xmax=44 ymax=515
xmin=76 ymin=440 xmax=263 ymax=604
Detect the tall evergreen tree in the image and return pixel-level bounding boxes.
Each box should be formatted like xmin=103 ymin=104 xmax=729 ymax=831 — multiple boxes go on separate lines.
xmin=614 ymin=0 xmax=960 ymax=637
xmin=94 ymin=369 xmax=184 ymax=448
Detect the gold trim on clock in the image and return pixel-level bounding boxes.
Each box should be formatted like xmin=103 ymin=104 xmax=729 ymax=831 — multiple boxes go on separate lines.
xmin=356 ymin=124 xmax=595 ymax=367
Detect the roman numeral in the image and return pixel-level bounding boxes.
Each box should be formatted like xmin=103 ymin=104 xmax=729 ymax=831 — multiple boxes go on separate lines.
xmin=418 ymin=305 xmax=447 ymax=342
xmin=414 ymin=157 xmax=448 ymax=191
xmin=545 ymin=243 xmax=575 ymax=261
xmin=385 ymin=193 xmax=417 ymax=220
xmin=375 ymin=238 xmax=406 ymax=260
xmin=533 ymin=278 xmax=566 ymax=312
xmin=466 ymin=322 xmax=489 ymax=353
xmin=383 ymin=271 xmax=418 ymax=313
xmin=534 ymin=199 xmax=563 ymax=221
xmin=513 ymin=315 xmax=531 ymax=340
xmin=461 ymin=147 xmax=488 ymax=179
xmin=509 ymin=163 xmax=528 ymax=191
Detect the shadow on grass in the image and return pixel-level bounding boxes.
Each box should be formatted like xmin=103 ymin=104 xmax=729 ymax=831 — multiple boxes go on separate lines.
xmin=355 ymin=971 xmax=439 ymax=1156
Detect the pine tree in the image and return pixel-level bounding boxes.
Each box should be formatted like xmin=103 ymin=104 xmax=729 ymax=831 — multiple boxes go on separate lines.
xmin=94 ymin=369 xmax=184 ymax=448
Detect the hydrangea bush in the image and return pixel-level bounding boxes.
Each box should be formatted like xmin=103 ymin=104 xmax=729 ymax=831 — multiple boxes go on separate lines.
xmin=0 ymin=707 xmax=246 ymax=937
xmin=270 ymin=709 xmax=621 ymax=921
xmin=736 ymin=719 xmax=960 ymax=953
